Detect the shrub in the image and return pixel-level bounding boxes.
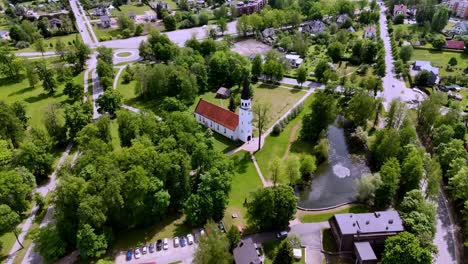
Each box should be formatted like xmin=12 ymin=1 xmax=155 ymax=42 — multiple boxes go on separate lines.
xmin=15 ymin=41 xmax=30 ymax=49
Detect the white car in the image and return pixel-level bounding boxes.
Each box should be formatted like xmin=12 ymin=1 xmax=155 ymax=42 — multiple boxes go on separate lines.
xmin=187 ymin=234 xmax=194 ymax=245
xmin=174 ymin=237 xmax=180 ymax=247
xmin=142 ymin=245 xmax=147 ymax=254
xmin=163 ymin=238 xmax=169 ymax=250
xmin=200 ymin=228 xmax=205 ymax=235
xmin=134 ymin=248 xmax=141 ymax=259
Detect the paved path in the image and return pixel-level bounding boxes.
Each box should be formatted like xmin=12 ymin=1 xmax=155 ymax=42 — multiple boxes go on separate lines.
xmin=69 ymin=0 xmax=97 ymax=46
xmin=250 ymin=153 xmax=272 ymax=187
xmin=6 ymin=143 xmax=73 ymax=264
xmin=434 ymin=188 xmax=460 ymax=264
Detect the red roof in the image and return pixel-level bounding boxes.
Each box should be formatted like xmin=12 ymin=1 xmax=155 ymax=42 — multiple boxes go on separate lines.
xmin=194 ymin=99 xmax=239 ymax=131
xmin=446 ymin=40 xmax=465 ymax=50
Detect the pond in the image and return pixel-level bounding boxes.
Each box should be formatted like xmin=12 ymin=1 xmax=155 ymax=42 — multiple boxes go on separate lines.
xmin=295 ymin=118 xmax=370 ymax=210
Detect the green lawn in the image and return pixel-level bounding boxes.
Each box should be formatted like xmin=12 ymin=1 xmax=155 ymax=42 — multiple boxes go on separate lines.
xmin=299 ymin=204 xmax=369 ymax=223
xmin=262 ymin=240 xmax=305 ymax=264
xmin=254 ymin=94 xmax=315 ymax=182
xmin=111 ymin=3 xmax=152 ymax=15
xmin=211 ymin=132 xmax=242 ymax=154
xmin=411 ymin=48 xmax=468 ymax=76
xmin=0 ymin=70 xmax=84 ymax=129
xmin=15 ymin=33 xmax=80 ymax=52
xmin=222 ymin=151 xmax=262 ymax=231
xmin=93 ymin=25 xmax=122 ymax=41
xmin=110 ymin=120 xmax=121 ymax=150
xmin=0 ymin=232 xmax=16 ymax=262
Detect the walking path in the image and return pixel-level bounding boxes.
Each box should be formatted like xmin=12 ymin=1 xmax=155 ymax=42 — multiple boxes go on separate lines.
xmin=250 ymin=153 xmax=272 ymax=187
xmin=6 ymin=142 xmax=73 ymax=264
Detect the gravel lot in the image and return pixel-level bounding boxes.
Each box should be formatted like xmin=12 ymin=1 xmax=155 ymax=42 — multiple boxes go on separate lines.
xmin=231 ymin=39 xmax=272 ymax=56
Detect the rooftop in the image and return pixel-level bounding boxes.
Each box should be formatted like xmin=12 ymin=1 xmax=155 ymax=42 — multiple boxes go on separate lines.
xmin=333 ymin=210 xmax=404 ymax=235
xmin=194 ymin=99 xmax=239 ymax=131
xmin=414 ymin=60 xmax=439 ymax=74
xmin=446 ymin=40 xmax=465 ymax=50
xmin=354 ymin=242 xmax=377 ymax=261
xmin=233 ymin=237 xmax=262 ymax=264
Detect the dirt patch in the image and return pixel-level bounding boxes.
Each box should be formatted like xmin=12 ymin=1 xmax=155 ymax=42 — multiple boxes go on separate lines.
xmin=231 ymin=39 xmax=272 ymax=56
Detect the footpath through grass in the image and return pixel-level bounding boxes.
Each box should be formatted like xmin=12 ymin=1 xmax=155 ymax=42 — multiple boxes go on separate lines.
xmin=299 ymin=204 xmax=369 ymax=223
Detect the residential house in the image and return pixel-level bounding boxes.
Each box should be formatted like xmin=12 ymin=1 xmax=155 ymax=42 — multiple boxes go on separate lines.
xmin=233 ymin=237 xmax=262 ymax=264
xmin=100 ymin=15 xmax=111 ymax=28
xmin=450 ymin=21 xmax=468 ymax=35
xmin=216 ymin=87 xmax=231 ymax=98
xmin=128 ymin=12 xmax=136 ymax=20
xmin=412 ymin=60 xmax=440 ymax=84
xmin=0 ymin=30 xmax=10 ymax=40
xmin=329 ymin=211 xmax=404 ymax=263
xmin=145 ymin=11 xmax=157 ymax=21
xmin=49 ymin=18 xmax=62 ymax=29
xmin=364 ymin=26 xmax=377 ymax=38
xmin=235 ymin=0 xmax=267 ymax=16
xmin=91 ymin=6 xmax=110 ymax=18
xmin=445 ymin=40 xmax=465 ymax=50
xmin=447 ymin=0 xmax=468 ymax=19
xmin=194 ymin=80 xmax=252 ymax=142
xmin=393 ymin=4 xmax=407 ymax=16
xmin=336 ymin=14 xmax=349 ymax=24
xmin=151 ymin=1 xmax=168 ymax=10
xmin=302 ymin=20 xmax=326 ymax=34
xmin=285 ymin=54 xmax=303 ymax=68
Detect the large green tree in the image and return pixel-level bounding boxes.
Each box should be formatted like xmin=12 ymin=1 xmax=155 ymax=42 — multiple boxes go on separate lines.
xmin=374 ymin=158 xmax=400 ymax=209
xmin=301 ymin=91 xmax=337 ymax=142
xmin=381 ymin=232 xmax=432 ymax=264
xmin=31 ymin=226 xmax=67 ymax=262
xmin=345 ymin=92 xmax=376 ymax=128
xmin=193 ymin=222 xmax=232 ymax=264
xmin=96 ymin=89 xmax=123 ymax=116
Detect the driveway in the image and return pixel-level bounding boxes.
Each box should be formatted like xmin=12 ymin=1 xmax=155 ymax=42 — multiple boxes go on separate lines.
xmin=115 ymin=241 xmax=196 ymax=264
xmin=290 ymin=222 xmax=330 ymax=264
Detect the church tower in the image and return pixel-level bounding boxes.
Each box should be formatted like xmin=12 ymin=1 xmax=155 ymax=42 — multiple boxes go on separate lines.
xmin=238 ymin=77 xmax=253 ymax=142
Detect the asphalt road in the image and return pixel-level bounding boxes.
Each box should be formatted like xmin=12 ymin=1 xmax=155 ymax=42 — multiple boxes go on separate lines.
xmin=69 ymin=0 xmax=95 ymax=46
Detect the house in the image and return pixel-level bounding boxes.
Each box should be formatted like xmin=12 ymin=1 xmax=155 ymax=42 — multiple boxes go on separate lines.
xmin=445 ymin=40 xmax=465 ymax=50
xmin=151 ymin=1 xmax=168 ymax=10
xmin=145 ymin=11 xmax=157 ymax=21
xmin=128 ymin=12 xmax=136 ymax=20
xmin=336 ymin=14 xmax=349 ymax=24
xmin=285 ymin=54 xmax=303 ymax=68
xmin=347 ymin=26 xmax=355 ymax=32
xmin=194 ymin=79 xmax=252 ymax=142
xmin=447 ymin=0 xmax=468 ymax=19
xmin=196 ymin=0 xmax=205 ymax=7
xmin=233 ymin=237 xmax=262 ymax=264
xmin=261 ymin=27 xmax=276 ymax=44
xmin=49 ymin=18 xmax=62 ymax=29
xmin=393 ymin=4 xmax=407 ymax=16
xmin=235 ymin=0 xmax=267 ymax=16
xmin=216 ymin=87 xmax=231 ymax=98
xmin=364 ymin=26 xmax=377 ymax=38
xmin=100 ymin=15 xmax=111 ymax=28
xmin=329 ymin=211 xmax=404 ymax=263
xmin=0 ymin=30 xmax=10 ymax=40
xmin=91 ymin=6 xmax=110 ymax=17
xmin=450 ymin=21 xmax=468 ymax=35
xmin=412 ymin=60 xmax=440 ymax=84
xmin=302 ymin=20 xmax=326 ymax=34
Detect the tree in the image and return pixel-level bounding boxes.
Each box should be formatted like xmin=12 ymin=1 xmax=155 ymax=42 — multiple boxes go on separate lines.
xmin=414 ymin=70 xmax=431 ymax=87
xmin=226 ymin=225 xmax=240 ymax=251
xmin=399 ymin=45 xmax=413 ymax=63
xmin=381 ymin=232 xmax=432 ymax=264
xmin=31 ymin=226 xmax=67 ymax=262
xmin=0 ymin=169 xmax=34 ymax=214
xmin=448 ymin=57 xmax=457 ymax=69
xmin=431 ymin=6 xmax=450 ymax=32
xmin=96 ymin=89 xmax=123 ymax=116
xmin=246 ymin=185 xmax=297 ymax=231
xmin=14 ymin=141 xmax=54 ymax=183
xmin=423 ymin=154 xmax=442 ymax=200
xmin=65 ymin=37 xmax=91 ymax=73
xmin=355 ymin=173 xmax=382 ymax=207
xmin=296 ymin=65 xmax=307 ymax=87
xmin=217 ymin=18 xmax=227 ymax=36
xmin=449 ymin=166 xmax=468 ymax=202
xmin=164 ymin=15 xmax=176 ymax=31
xmin=0 ymin=205 xmax=22 ymax=248
xmin=251 ymin=54 xmax=263 ymax=80
xmin=0 ymin=46 xmax=23 ymax=80
xmin=431 ymin=37 xmax=446 ymax=50
xmin=285 ymin=155 xmax=300 ymax=185
xmin=399 ymin=148 xmax=423 ymax=196
xmin=24 ymin=62 xmax=39 ymax=89
xmin=64 ymin=102 xmax=93 ymax=139
xmin=432 ymin=124 xmax=454 ymax=147
xmin=134 ymin=24 xmax=144 ymax=36
xmin=193 ymin=222 xmax=232 ymax=264
xmin=96 ymin=58 xmax=114 ymax=90
xmin=97 ymin=46 xmax=114 ymax=66
xmin=435 ymin=139 xmax=467 ymax=173
xmin=76 ymin=224 xmax=107 ymax=259
xmin=269 ymin=157 xmax=284 ymax=186
xmin=327 ymin=42 xmax=344 ymax=62
xmin=313 ymin=60 xmax=330 ymax=83
xmin=117 ymin=12 xmax=135 ymax=31
xmin=35 ymin=61 xmax=57 ymax=93
xmin=300 ymin=155 xmax=316 ymax=181
xmin=64 ymin=82 xmax=84 ymax=102
xmin=55 ymin=39 xmax=66 ymax=59
xmin=374 ymin=158 xmax=400 ymax=209
xmin=43 ymin=102 xmax=67 ymax=146
xmin=253 ymin=102 xmax=271 ymax=151
xmin=345 ymin=92 xmax=376 ymax=128
xmin=34 ymin=38 xmax=46 ymax=56
xmin=273 ymin=239 xmax=294 ymax=264
xmin=393 ymin=14 xmax=404 ymax=24
xmin=301 ymin=91 xmax=337 ymax=142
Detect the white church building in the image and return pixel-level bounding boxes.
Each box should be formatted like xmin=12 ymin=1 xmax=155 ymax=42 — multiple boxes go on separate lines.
xmin=194 ymin=79 xmax=253 ymax=142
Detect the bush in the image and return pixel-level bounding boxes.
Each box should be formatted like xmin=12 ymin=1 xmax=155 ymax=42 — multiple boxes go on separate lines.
xmin=122 ymin=29 xmax=132 ymax=38
xmin=313 ymin=137 xmax=329 ymax=164
xmin=272 ymin=124 xmax=282 ymax=135
xmin=15 ymin=41 xmax=30 ymax=49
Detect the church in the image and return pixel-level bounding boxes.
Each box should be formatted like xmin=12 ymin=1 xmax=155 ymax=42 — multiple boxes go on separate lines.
xmin=194 ymin=79 xmax=253 ymax=142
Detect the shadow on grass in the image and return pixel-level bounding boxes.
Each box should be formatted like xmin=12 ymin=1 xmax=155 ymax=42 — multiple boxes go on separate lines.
xmin=24 ymin=92 xmax=63 ymax=104
xmin=8 ymin=86 xmax=35 ymax=97
xmin=289 ymin=138 xmax=315 ymax=155
xmin=231 ymin=152 xmax=251 ymax=175
xmin=212 ymin=133 xmax=243 ymax=153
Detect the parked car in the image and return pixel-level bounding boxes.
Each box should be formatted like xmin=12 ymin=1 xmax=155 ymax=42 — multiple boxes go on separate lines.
xmin=134 ymin=248 xmax=141 ymax=259
xmin=174 ymin=237 xmax=180 ymax=247
xmin=163 ymin=238 xmax=169 ymax=250
xmin=218 ymin=222 xmax=226 ymax=233
xmin=180 ymin=236 xmax=187 ymax=247
xmin=149 ymin=243 xmax=155 ymax=253
xmin=194 ymin=233 xmax=199 ymax=243
xmin=126 ymin=250 xmax=132 ymax=261
xmin=200 ymin=228 xmax=205 ymax=235
xmin=187 ymin=234 xmax=194 ymax=245
xmin=156 ymin=239 xmax=163 ymax=251
xmin=142 ymin=245 xmax=148 ymax=254
xmin=276 ymin=231 xmax=288 ymax=239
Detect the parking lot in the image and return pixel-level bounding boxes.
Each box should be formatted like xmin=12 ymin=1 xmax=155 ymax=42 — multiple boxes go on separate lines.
xmin=115 ymin=238 xmax=197 ymax=264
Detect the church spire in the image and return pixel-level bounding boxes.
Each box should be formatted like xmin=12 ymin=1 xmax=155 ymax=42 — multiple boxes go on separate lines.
xmin=241 ymin=77 xmax=251 ymax=100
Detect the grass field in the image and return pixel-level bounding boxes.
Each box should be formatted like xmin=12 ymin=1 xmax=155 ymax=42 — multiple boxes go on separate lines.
xmin=0 ymin=70 xmax=84 ymax=129
xmin=110 ymin=120 xmax=121 ymax=150
xmin=111 ymin=3 xmax=151 ymax=15
xmin=299 ymin=204 xmax=369 ymax=223
xmin=0 ymin=232 xmax=16 ymax=262
xmin=222 ymin=151 xmax=262 ymax=231
xmin=411 ymin=48 xmax=468 ymax=77
xmin=254 ymin=94 xmax=315 ymax=182
xmin=15 ymin=33 xmax=80 ymax=52
xmin=262 ymin=240 xmax=305 ymax=264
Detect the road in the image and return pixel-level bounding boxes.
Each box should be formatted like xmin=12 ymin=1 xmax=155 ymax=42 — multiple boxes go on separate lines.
xmin=376 ymin=2 xmax=421 ymax=108
xmin=69 ymin=0 xmax=96 ymax=46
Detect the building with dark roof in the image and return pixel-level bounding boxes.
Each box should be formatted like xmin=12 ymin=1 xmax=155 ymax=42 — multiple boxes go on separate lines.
xmin=233 ymin=237 xmax=262 ymax=264
xmin=329 ymin=211 xmax=404 ymax=263
xmin=234 ymin=0 xmax=267 ymax=16
xmin=216 ymin=87 xmax=231 ymax=98
xmin=393 ymin=4 xmax=408 ymax=16
xmin=194 ymin=79 xmax=252 ymax=142
xmin=100 ymin=15 xmax=111 ymax=28
xmin=445 ymin=40 xmax=465 ymax=50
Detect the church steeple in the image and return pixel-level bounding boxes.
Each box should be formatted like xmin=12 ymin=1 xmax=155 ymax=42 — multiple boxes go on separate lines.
xmin=241 ymin=77 xmax=251 ymax=100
